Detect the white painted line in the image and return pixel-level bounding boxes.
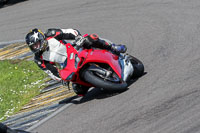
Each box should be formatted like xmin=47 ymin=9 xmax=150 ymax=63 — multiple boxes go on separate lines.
xmin=26 ymin=97 xmax=82 ymax=132
xmin=26 ymin=103 xmax=72 ymax=131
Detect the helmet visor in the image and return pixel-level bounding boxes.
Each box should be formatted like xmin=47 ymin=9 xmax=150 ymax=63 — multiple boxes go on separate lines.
xmin=30 ymin=41 xmax=42 ymax=53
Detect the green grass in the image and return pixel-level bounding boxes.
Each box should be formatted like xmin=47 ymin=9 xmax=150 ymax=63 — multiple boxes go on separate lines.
xmin=0 ymin=59 xmax=47 ymax=121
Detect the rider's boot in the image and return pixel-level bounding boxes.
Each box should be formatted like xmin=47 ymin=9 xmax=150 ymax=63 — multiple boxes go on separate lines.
xmin=111 ymin=44 xmax=127 ymax=55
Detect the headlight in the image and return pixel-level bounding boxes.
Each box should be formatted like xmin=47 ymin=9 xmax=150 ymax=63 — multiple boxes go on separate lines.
xmin=75 ymin=54 xmax=80 ymax=68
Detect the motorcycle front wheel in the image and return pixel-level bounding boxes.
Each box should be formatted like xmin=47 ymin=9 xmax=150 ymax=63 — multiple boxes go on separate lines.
xmin=82 ymin=67 xmax=127 ymax=92
xmin=129 ymin=56 xmax=144 ymax=78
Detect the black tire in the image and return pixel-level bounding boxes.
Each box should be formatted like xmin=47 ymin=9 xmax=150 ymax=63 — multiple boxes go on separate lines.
xmin=129 ymin=56 xmax=144 ymax=78
xmin=1 ymin=0 xmax=8 ymax=4
xmin=82 ymin=69 xmax=127 ymax=92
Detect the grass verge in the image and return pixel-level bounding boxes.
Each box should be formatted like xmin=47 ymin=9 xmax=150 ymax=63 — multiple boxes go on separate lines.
xmin=0 ymin=59 xmax=47 ymax=122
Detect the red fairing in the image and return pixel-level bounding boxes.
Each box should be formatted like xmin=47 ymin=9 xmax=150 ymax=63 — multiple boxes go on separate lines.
xmin=82 ymin=49 xmax=122 ymax=78
xmin=59 ymin=42 xmax=122 ymax=87
xmin=59 ymin=43 xmax=78 ymax=81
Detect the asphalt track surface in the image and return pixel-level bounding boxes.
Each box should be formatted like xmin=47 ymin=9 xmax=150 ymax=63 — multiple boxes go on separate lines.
xmin=1 ymin=0 xmax=200 ymax=133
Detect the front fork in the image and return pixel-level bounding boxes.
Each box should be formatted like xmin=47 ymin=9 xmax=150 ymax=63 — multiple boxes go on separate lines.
xmin=118 ymin=54 xmax=134 ymax=81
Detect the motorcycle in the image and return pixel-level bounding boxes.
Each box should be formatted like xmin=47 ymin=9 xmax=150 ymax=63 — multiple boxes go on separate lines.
xmin=57 ymin=35 xmax=144 ymax=93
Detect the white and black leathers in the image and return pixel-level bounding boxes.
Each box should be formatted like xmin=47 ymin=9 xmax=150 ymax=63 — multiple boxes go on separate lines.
xmin=34 ymin=28 xmax=80 ymax=81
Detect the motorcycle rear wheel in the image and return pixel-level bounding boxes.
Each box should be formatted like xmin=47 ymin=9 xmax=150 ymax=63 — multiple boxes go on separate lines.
xmin=82 ymin=68 xmax=127 ymax=92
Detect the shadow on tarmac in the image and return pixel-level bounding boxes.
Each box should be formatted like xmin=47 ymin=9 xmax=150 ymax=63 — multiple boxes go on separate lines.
xmin=59 ymin=87 xmax=129 ymax=105
xmin=59 ymin=72 xmax=147 ymax=105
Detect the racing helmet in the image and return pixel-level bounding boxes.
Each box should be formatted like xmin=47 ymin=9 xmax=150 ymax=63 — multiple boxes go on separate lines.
xmin=25 ymin=28 xmax=47 ymax=53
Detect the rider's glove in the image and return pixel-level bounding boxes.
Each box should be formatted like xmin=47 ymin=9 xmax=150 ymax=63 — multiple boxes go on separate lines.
xmin=75 ymin=35 xmax=86 ymax=47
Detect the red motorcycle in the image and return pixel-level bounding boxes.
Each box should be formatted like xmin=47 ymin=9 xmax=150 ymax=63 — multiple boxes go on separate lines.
xmin=57 ymin=36 xmax=144 ymax=92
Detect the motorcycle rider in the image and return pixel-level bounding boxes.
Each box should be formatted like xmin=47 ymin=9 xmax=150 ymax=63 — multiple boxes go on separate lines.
xmin=25 ymin=28 xmax=127 ymax=96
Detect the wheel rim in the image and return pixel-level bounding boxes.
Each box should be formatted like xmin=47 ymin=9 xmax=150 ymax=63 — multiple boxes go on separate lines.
xmin=93 ymin=71 xmax=121 ymax=83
